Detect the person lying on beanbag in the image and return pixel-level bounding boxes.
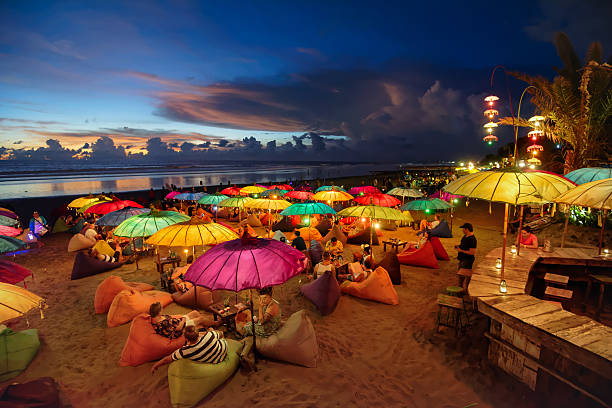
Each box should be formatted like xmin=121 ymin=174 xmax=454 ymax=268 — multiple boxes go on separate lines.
xmin=149 ymin=302 xmax=218 ymax=340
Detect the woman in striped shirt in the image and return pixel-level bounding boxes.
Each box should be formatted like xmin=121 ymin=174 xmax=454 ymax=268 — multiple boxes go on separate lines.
xmin=151 ymin=326 xmax=227 ymax=373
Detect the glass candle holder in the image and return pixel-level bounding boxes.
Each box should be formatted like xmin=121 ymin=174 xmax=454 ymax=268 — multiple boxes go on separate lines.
xmin=499 ymin=279 xmax=507 ymax=293
xmin=495 ymin=258 xmax=502 ymax=269
xmin=510 ymin=245 xmax=517 ymax=255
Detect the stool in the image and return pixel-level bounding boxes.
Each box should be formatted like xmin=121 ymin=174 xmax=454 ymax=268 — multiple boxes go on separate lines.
xmin=544 ymin=286 xmax=573 ymax=305
xmin=435 ymin=294 xmax=469 ymax=336
xmin=544 ymin=273 xmax=569 ymax=288
xmin=446 ymin=286 xmax=464 ymax=297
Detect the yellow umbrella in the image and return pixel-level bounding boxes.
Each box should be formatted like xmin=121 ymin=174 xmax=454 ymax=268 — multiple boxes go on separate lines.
xmin=77 ymin=198 xmax=111 ymax=213
xmin=0 ymin=282 xmax=47 ymax=323
xmin=68 ymin=195 xmax=110 ymax=209
xmin=312 ymin=189 xmax=354 ymax=205
xmin=244 ymin=198 xmax=291 ymax=211
xmin=145 ymin=218 xmax=238 ymax=247
xmin=240 ymin=185 xmax=267 ymax=196
xmin=554 ymin=178 xmax=612 ymax=253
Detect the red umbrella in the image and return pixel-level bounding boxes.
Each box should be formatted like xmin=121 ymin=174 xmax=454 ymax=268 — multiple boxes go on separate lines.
xmin=0 ymin=260 xmax=32 ymax=286
xmin=0 ymin=226 xmax=21 ymax=237
xmin=354 ymin=193 xmax=400 ymax=207
xmin=269 ymin=184 xmax=293 ymax=191
xmin=348 ymin=186 xmax=380 ymax=196
xmin=284 ymin=190 xmax=314 ymax=201
xmin=220 ymin=187 xmax=242 ymax=196
xmin=85 ymin=200 xmax=144 ymax=215
xmin=165 ymin=191 xmax=183 ymax=200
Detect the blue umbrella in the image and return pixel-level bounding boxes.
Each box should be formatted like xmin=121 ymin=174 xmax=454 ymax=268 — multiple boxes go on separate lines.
xmin=174 ymin=192 xmax=208 ymax=201
xmin=0 ymin=216 xmax=18 ymax=227
xmin=564 ymin=167 xmax=612 ymax=185
xmin=400 ymin=198 xmax=452 ymax=212
xmin=95 ymin=207 xmax=150 ymax=227
xmin=280 ymin=201 xmax=336 ymax=216
xmin=0 ymin=236 xmax=26 ymax=254
xmin=315 ymin=185 xmax=346 ymax=192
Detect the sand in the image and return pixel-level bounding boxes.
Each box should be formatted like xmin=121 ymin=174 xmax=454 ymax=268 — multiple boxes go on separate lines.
xmin=2 ymin=200 xmax=606 ymax=407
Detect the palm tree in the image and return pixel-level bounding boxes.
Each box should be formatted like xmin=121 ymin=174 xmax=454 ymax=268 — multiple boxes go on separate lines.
xmin=499 ymin=33 xmax=612 ymax=172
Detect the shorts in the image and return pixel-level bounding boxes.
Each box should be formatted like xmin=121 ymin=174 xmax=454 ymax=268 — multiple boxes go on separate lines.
xmin=457 ymin=258 xmax=474 ymax=272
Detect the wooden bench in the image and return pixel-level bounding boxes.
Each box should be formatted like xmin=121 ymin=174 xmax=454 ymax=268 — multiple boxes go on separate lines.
xmin=436 ymin=294 xmax=469 ymax=336
xmin=544 ymin=286 xmax=573 ymax=302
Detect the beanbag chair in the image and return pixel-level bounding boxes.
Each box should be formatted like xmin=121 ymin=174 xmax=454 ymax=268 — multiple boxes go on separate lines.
xmin=271 ymin=217 xmax=295 ymax=232
xmin=67 ymin=233 xmax=96 ymax=252
xmin=171 ymin=286 xmax=213 ymax=310
xmin=307 ymin=241 xmax=324 ymax=265
xmin=257 ymin=310 xmax=318 ymax=367
xmin=297 ymin=227 xmax=322 ymax=242
xmin=246 ymin=214 xmax=262 ymax=227
xmin=70 ymin=252 xmax=123 ymax=280
xmin=429 ymin=236 xmax=450 ymax=261
xmin=107 ymin=290 xmax=173 ymax=328
xmin=430 ymin=219 xmax=452 ymax=238
xmin=374 ymin=252 xmax=401 ymax=285
xmin=69 ymin=218 xmax=85 ymax=234
xmin=300 ymin=271 xmax=341 ymax=315
xmin=340 ymin=267 xmax=399 ymax=305
xmin=347 ymin=227 xmax=379 ymax=245
xmin=94 ymin=275 xmax=154 ymax=314
xmin=259 ymin=212 xmax=278 ymax=226
xmin=322 ymin=224 xmax=347 ymax=246
xmin=397 ymin=241 xmax=439 ymax=269
xmin=271 ymin=230 xmax=287 ymax=242
xmin=215 ymin=207 xmax=231 ymax=219
xmin=51 ymin=217 xmax=69 ymax=233
xmin=379 ymin=220 xmax=397 ymax=231
xmin=168 ymin=339 xmax=243 ymax=408
xmin=119 ymin=314 xmax=185 ymax=367
xmin=315 ymin=217 xmax=332 ymax=236
xmin=0 ymin=377 xmax=63 ymax=407
xmin=0 ymin=326 xmax=40 ymax=382
xmin=93 ymin=240 xmax=116 ymax=258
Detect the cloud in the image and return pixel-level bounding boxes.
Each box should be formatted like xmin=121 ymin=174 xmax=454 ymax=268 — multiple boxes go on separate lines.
xmin=296 ymin=47 xmax=324 ymax=58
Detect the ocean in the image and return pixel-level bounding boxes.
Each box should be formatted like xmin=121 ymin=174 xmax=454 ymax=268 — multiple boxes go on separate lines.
xmin=0 ymin=161 xmax=399 ymax=199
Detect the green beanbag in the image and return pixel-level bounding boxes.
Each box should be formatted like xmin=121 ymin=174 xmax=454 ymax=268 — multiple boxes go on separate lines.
xmin=168 ymin=339 xmax=243 ymax=408
xmin=0 ymin=326 xmax=40 ymax=382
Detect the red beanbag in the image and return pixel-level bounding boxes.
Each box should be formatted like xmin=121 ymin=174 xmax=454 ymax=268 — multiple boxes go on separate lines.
xmin=340 ymin=267 xmax=399 ymax=305
xmin=397 ymin=241 xmax=439 ymax=269
xmin=94 ymin=276 xmax=154 ymax=314
xmin=118 ymin=314 xmax=185 ymax=366
xmin=107 ymin=290 xmax=173 ymax=328
xmin=429 ymin=237 xmax=450 ymax=261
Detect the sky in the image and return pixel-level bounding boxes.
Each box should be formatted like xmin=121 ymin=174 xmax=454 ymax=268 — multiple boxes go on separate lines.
xmin=0 ymin=0 xmax=611 ymax=163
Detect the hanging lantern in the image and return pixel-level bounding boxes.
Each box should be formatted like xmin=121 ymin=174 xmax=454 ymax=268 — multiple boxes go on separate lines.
xmin=484 ymin=95 xmax=499 ymax=106
xmin=527 ymin=157 xmax=541 ymax=166
xmin=528 ymin=130 xmax=544 ymax=140
xmin=484 ymin=109 xmax=498 ymax=119
xmin=527 ymin=144 xmax=543 ymax=154
xmin=483 ymin=134 xmax=498 ymax=145
xmin=483 ymin=95 xmax=499 ymax=145
xmin=528 ymin=115 xmax=545 ymax=128
xmin=483 ymin=122 xmax=498 ymax=133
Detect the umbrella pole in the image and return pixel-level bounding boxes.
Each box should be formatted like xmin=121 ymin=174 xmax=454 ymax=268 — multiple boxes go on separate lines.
xmin=599 ymin=209 xmax=608 ymax=255
xmin=501 ymin=203 xmax=508 ymax=283
xmin=516 ymin=206 xmax=524 ymax=256
xmin=132 ymin=239 xmax=139 ymax=270
xmin=561 ymin=216 xmax=569 ymax=248
xmin=450 ymin=207 xmax=453 ymax=232
xmin=249 ymin=289 xmax=258 ymax=368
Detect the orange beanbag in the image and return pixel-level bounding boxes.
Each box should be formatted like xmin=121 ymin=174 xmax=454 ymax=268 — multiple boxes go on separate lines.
xmin=171 ymin=286 xmax=213 ymax=310
xmin=107 ymin=290 xmax=173 ymax=328
xmin=94 ymin=276 xmax=154 ymax=314
xmin=118 ymin=314 xmax=185 ymax=367
xmin=297 ymin=227 xmax=323 ymax=242
xmin=340 ymin=267 xmax=399 ymax=305
xmin=397 ymin=241 xmax=439 ymax=269
xmin=429 ymin=237 xmax=450 ymax=261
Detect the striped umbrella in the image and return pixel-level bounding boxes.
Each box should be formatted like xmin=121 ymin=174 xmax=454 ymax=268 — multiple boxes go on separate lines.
xmin=0 ymin=210 xmax=17 ymax=220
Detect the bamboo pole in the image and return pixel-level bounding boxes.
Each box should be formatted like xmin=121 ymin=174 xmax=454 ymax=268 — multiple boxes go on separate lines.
xmin=516 ymin=206 xmax=524 ymax=256
xmin=599 ymin=209 xmax=608 ymax=255
xmin=561 ymin=216 xmax=569 ymax=248
xmin=501 ymin=203 xmax=509 ymax=282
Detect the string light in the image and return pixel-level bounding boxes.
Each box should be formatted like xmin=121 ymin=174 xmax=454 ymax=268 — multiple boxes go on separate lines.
xmin=483 ymin=96 xmax=499 ymax=145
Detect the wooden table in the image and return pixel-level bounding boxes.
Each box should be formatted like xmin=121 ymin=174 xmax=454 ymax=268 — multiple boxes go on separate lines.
xmin=382 ymin=240 xmax=408 ymax=252
xmin=155 ymin=257 xmax=180 ymax=275
xmin=586 ymin=274 xmax=612 ymax=321
xmin=209 ymin=302 xmax=246 ymax=332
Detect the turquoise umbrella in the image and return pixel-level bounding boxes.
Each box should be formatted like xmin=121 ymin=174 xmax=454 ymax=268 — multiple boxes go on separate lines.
xmin=197 ymin=194 xmax=229 ymax=206
xmin=0 ymin=216 xmax=18 ymax=227
xmin=0 ymin=236 xmax=26 ymax=254
xmin=315 ymin=185 xmax=346 ymax=192
xmin=564 ymin=167 xmax=612 ymax=185
xmin=261 ymin=189 xmax=288 ymax=198
xmin=113 ymin=210 xmax=190 ymax=238
xmin=95 ymin=207 xmax=150 ymax=227
xmin=280 ymin=201 xmax=336 ymax=216
xmin=174 ymin=192 xmax=208 ymax=201
xmin=400 ymin=198 xmax=452 ymax=212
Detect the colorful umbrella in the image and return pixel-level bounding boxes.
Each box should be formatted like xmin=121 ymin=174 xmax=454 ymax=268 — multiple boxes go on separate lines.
xmin=0 ymin=260 xmax=32 ymax=285
xmin=0 ymin=226 xmax=21 ymax=237
xmin=146 ymin=218 xmax=238 ymax=247
xmin=261 ymin=189 xmax=288 ymax=198
xmin=220 ymin=187 xmax=242 ymax=196
xmin=312 ymin=189 xmax=353 ymax=203
xmin=165 ymin=191 xmax=183 ymax=200
xmin=0 ymin=282 xmax=46 ymax=323
xmin=77 ymin=198 xmax=110 ymax=213
xmin=113 ymin=210 xmax=190 ymax=238
xmin=387 ymin=187 xmax=423 ymax=198
xmin=269 ymin=184 xmax=293 ymax=190
xmin=564 ymin=167 xmax=612 ymax=185
xmin=240 ymin=185 xmax=267 ymax=196
xmin=348 ymin=186 xmax=380 ymax=196
xmin=174 ymin=192 xmax=207 ymax=201
xmin=85 ymin=200 xmax=144 ymax=215
xmin=67 ymin=195 xmax=110 ymax=209
xmin=197 ymin=194 xmax=230 ymax=206
xmin=95 ymin=207 xmax=150 ymax=227
xmin=401 ymin=198 xmax=452 ymax=211
xmin=280 ymin=202 xmax=336 ymax=216
xmin=354 ymin=193 xmax=401 ymax=207
xmin=244 ymin=199 xmax=291 ymax=211
xmin=0 ymin=236 xmax=26 ymax=254
xmin=0 ymin=210 xmax=17 ymax=220
xmin=315 ymin=185 xmax=346 ymax=192
xmin=336 ymin=205 xmax=411 ymax=222
xmin=284 ymin=190 xmax=314 ymax=201
xmin=218 ymin=196 xmax=254 ymax=208
xmin=0 ymin=216 xmax=18 ymax=227
xmin=430 ymin=190 xmax=463 ymax=202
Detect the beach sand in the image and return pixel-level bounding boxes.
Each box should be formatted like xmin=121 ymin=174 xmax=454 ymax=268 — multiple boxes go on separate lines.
xmin=2 ymin=200 xmax=607 ymax=407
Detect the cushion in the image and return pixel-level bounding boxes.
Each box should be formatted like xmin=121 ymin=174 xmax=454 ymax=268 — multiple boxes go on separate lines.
xmin=300 ymin=271 xmax=341 ymax=315
xmin=429 ymin=236 xmax=450 ymax=261
xmin=271 ymin=230 xmax=287 ymax=241
xmin=94 ymin=275 xmax=154 ymax=314
xmin=118 ymin=314 xmax=185 ymax=367
xmin=257 ymin=310 xmax=318 ymax=367
xmin=397 ymin=241 xmax=439 ymax=269
xmin=347 ymin=227 xmax=379 ymax=245
xmin=0 ymin=377 xmax=62 ymax=407
xmin=171 ymin=286 xmax=214 ymax=310
xmin=51 ymin=218 xmax=69 ymax=233
xmin=0 ymin=326 xmax=40 ymax=382
xmin=340 ymin=267 xmax=399 ymax=305
xmin=374 ymin=252 xmax=401 ymax=285
xmin=321 ymin=225 xmax=347 ymax=246
xmin=107 ymin=290 xmax=173 ymax=328
xmin=315 ymin=217 xmax=332 ymax=236
xmin=168 ymin=339 xmax=243 ymax=408
xmin=246 ymin=214 xmax=262 ymax=227
xmin=271 ymin=217 xmax=295 ymax=232
xmin=67 ymin=233 xmax=95 ymax=252
xmin=296 ymin=227 xmax=322 ymax=242
xmin=70 ymin=252 xmax=123 ymax=280
xmin=93 ymin=240 xmax=116 ymax=258
xmin=307 ymin=241 xmax=324 ymax=265
xmin=430 ymin=219 xmax=452 ymax=238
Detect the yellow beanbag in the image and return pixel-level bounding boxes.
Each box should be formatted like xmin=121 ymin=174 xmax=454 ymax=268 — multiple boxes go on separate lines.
xmin=107 ymin=290 xmax=173 ymax=328
xmin=340 ymin=267 xmax=399 ymax=305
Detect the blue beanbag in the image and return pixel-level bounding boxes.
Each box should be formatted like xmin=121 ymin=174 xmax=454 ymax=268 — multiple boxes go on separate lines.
xmin=429 ymin=219 xmax=452 ymax=238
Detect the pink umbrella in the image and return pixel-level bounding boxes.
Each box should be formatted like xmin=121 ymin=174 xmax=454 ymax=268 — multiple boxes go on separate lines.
xmin=165 ymin=191 xmax=183 ymax=200
xmin=430 ymin=190 xmax=463 ymax=202
xmin=0 ymin=226 xmax=21 ymax=237
xmin=84 ymin=200 xmax=144 ymax=215
xmin=0 ymin=210 xmax=17 ymax=220
xmin=354 ymin=193 xmax=400 ymax=207
xmin=284 ymin=190 xmax=314 ymax=201
xmin=348 ymin=186 xmax=380 ymax=196
xmin=269 ymin=184 xmax=293 ymax=191
xmin=0 ymin=260 xmax=32 ymax=286
xmin=256 ymin=184 xmax=269 ymax=189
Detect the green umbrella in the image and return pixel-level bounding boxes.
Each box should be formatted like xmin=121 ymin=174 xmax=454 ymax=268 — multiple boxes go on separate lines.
xmin=315 ymin=185 xmax=346 ymax=192
xmin=400 ymin=198 xmax=452 ymax=212
xmin=218 ymin=196 xmax=254 ymax=222
xmin=261 ymin=189 xmax=288 ymax=198
xmin=197 ymin=194 xmax=229 ymax=206
xmin=280 ymin=202 xmax=336 ymax=216
xmin=113 ymin=210 xmax=190 ymax=238
xmin=0 ymin=236 xmax=26 ymax=254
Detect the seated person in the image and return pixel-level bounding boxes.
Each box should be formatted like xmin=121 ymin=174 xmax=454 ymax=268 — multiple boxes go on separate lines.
xmin=291 ymin=230 xmax=307 ymax=251
xmin=81 ymin=223 xmax=99 ymax=241
xmin=325 ymin=237 xmax=343 ymax=258
xmin=519 ymin=226 xmax=538 ymax=249
xmin=88 ymin=247 xmax=122 ymax=263
xmin=149 ymin=301 xmax=218 ymax=340
xmin=352 ymin=244 xmax=373 ymax=269
xmin=236 ymin=288 xmax=281 ymax=338
xmin=170 ymin=256 xmax=194 ymax=293
xmin=151 ymin=325 xmax=227 ymax=373
xmin=416 ymin=218 xmax=429 ymax=236
xmin=311 ymin=251 xmax=335 ymax=280
xmin=430 ymin=215 xmax=440 ymax=229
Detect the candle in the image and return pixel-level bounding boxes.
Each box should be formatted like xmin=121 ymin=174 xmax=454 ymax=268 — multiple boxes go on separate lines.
xmin=495 ymin=258 xmax=502 ymax=269
xmin=499 ymin=279 xmax=507 ymax=293
xmin=510 ymin=245 xmax=517 ymax=255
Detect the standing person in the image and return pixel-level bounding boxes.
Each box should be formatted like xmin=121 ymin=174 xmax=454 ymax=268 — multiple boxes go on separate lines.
xmin=29 ymin=211 xmax=48 ymax=247
xmin=455 ymin=223 xmax=477 ymax=292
